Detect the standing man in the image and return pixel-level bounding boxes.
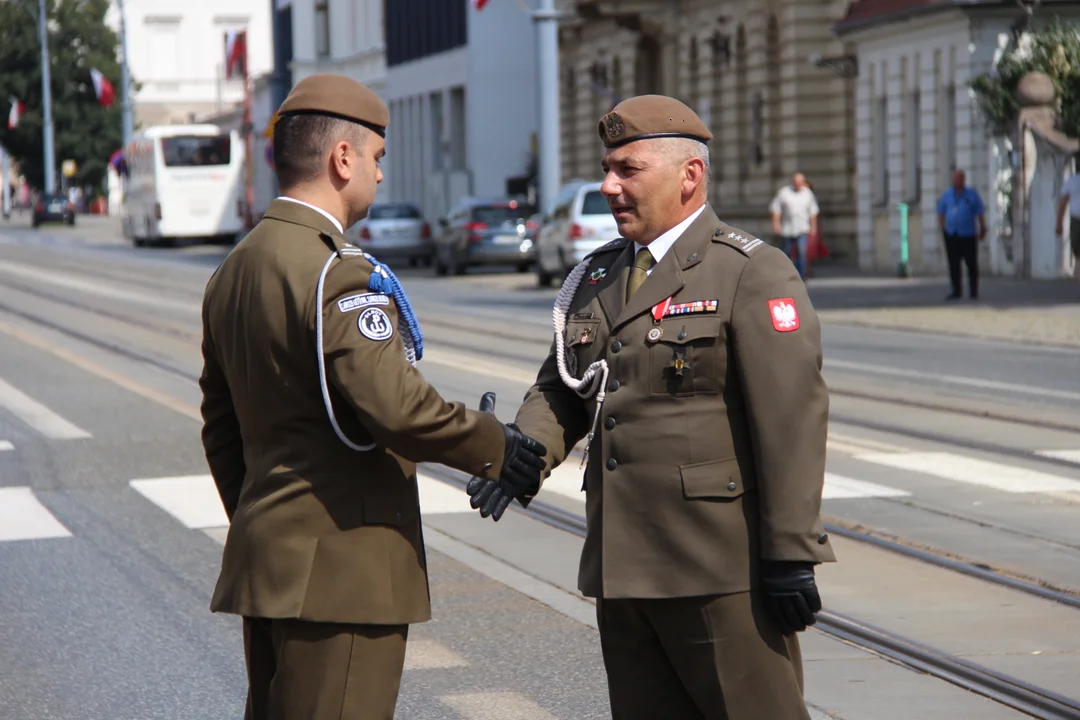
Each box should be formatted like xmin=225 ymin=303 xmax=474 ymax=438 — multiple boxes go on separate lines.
xmin=468 ymin=95 xmax=836 ymax=719
xmin=1055 ymin=164 xmax=1080 ymax=280
xmin=937 ymin=169 xmax=986 ymax=300
xmin=199 ymin=74 xmax=546 ymax=720
xmin=770 ymin=172 xmax=819 ymax=280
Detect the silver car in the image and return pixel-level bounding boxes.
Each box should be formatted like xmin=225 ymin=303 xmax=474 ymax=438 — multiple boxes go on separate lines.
xmin=348 ymin=202 xmax=433 ymax=266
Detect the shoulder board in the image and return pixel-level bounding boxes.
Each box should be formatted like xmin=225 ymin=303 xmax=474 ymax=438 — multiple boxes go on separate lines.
xmin=711 ymin=225 xmax=765 ymax=256
xmin=584 ymin=237 xmax=630 ymax=260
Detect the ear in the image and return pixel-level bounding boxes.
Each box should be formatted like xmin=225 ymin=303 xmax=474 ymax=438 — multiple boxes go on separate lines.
xmin=684 ymin=157 xmax=706 ymax=195
xmin=330 ymin=141 xmax=354 ymax=182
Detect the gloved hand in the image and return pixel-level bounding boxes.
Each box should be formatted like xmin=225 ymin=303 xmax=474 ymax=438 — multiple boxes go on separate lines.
xmin=760 ymin=561 xmax=822 ymax=635
xmin=465 ymin=392 xmax=547 ymax=521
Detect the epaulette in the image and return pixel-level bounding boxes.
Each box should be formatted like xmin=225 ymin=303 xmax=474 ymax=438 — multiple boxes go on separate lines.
xmin=712 ymin=224 xmax=765 ymax=256
xmin=584 ymin=237 xmax=630 ymax=260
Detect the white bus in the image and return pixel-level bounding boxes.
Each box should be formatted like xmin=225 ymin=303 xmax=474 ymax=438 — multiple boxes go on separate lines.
xmin=121 ymin=124 xmax=246 ymax=247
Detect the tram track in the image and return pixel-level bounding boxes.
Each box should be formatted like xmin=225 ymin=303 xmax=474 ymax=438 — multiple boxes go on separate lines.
xmin=423 ymin=464 xmax=1080 ymax=720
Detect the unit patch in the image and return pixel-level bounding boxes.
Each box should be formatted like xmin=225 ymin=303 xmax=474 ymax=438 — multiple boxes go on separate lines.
xmin=338 ymin=293 xmax=390 ymax=313
xmin=358 ymin=307 xmax=395 ymax=341
xmin=768 ymin=298 xmax=800 ymax=332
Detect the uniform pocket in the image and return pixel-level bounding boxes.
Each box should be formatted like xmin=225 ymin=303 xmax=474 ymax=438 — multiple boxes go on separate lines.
xmin=680 ymin=457 xmax=750 ymax=499
xmin=649 ymin=317 xmax=725 ymax=397
xmin=564 ymin=319 xmax=602 ymax=376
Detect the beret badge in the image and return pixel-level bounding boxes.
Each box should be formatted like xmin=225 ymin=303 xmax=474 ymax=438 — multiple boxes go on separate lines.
xmin=603 ymin=111 xmax=625 ymax=140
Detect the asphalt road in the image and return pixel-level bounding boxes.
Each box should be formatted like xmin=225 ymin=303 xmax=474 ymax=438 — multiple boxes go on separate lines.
xmin=1 ymin=219 xmax=1079 ymax=719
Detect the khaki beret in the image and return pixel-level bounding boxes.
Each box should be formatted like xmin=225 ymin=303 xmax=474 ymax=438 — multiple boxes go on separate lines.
xmin=598 ymin=95 xmax=712 ymax=149
xmin=278 ymin=74 xmax=389 ymax=137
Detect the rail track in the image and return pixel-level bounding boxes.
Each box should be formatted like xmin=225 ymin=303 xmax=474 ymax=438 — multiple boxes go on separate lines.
xmin=424 ymin=465 xmax=1080 ymax=720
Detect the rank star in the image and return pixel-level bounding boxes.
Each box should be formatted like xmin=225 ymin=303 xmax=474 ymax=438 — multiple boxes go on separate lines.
xmin=589 ymin=268 xmax=607 ymax=284
xmin=669 ymin=351 xmax=691 ymax=377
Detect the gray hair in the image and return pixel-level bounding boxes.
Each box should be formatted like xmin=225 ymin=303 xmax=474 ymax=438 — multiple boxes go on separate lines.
xmin=273 ymin=114 xmax=371 ymax=189
xmin=659 ymin=137 xmax=710 ymax=190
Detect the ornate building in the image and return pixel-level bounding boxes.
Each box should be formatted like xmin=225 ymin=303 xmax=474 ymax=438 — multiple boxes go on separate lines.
xmin=558 ymin=0 xmax=858 ymax=261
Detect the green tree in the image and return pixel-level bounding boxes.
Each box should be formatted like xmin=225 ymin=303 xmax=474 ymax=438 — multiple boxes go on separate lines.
xmin=0 ymin=0 xmax=124 ymax=192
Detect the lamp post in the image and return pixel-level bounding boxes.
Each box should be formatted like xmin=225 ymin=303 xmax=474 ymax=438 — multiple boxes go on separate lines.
xmin=116 ymin=0 xmax=134 ymax=148
xmin=12 ymin=0 xmax=58 ymax=194
xmin=532 ymin=1 xmax=573 ymax=216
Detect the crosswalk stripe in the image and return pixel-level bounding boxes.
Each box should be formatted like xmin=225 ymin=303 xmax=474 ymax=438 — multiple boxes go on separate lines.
xmin=129 ymin=475 xmax=229 ymax=529
xmin=0 ymin=440 xmax=13 ymax=452
xmin=1037 ymin=449 xmax=1080 ymax=464
xmin=418 ymin=473 xmax=476 ymax=515
xmin=855 ymin=451 xmax=1080 ymax=494
xmin=823 ymin=473 xmax=911 ymax=499
xmin=404 ymin=639 xmax=469 ymax=670
xmin=0 ymin=375 xmax=91 ymax=439
xmin=440 ymin=692 xmax=560 ymax=720
xmin=0 ymin=487 xmax=72 ymax=541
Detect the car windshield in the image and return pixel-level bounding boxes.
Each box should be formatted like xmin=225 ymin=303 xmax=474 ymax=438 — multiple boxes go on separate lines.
xmin=580 ymin=191 xmax=610 ymax=216
xmin=473 ymin=205 xmax=532 ymax=225
xmin=162 ymin=135 xmax=231 ymax=167
xmin=369 ymin=204 xmax=421 ymax=220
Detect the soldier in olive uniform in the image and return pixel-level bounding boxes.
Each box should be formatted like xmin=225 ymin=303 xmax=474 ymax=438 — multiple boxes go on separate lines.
xmin=199 ymin=74 xmax=546 ymax=720
xmin=468 ymin=96 xmax=837 ymax=719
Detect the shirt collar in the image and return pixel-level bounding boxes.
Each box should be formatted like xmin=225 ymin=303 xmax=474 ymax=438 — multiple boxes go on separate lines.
xmin=276 ymin=196 xmax=344 ymax=234
xmin=634 ymin=203 xmax=707 ymax=262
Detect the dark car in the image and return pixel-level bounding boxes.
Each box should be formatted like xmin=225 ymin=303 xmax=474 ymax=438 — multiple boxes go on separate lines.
xmin=32 ymin=193 xmax=75 ymax=228
xmin=432 ymin=197 xmax=537 ymax=276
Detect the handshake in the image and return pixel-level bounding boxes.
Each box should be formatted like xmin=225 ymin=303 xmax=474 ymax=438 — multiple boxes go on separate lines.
xmin=466 ymin=392 xmax=547 ymax=522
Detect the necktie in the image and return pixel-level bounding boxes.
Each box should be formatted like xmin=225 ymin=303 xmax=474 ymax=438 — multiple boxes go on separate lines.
xmin=626 ymin=247 xmax=656 ymax=302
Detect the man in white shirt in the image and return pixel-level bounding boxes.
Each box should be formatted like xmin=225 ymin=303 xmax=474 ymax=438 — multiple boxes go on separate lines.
xmin=1055 ymin=168 xmax=1080 ymax=279
xmin=770 ymin=173 xmax=820 ymax=280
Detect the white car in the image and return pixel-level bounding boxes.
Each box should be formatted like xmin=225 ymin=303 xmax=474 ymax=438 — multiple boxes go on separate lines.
xmin=535 ymin=181 xmax=621 ymax=287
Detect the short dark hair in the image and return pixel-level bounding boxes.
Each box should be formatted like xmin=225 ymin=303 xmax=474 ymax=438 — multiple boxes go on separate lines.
xmin=272 ymin=113 xmax=368 ymax=190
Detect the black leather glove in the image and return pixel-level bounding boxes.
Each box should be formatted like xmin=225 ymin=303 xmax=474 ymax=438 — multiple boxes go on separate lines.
xmin=465 ymin=392 xmax=547 ymax=521
xmin=760 ymin=561 xmax=822 ymax=636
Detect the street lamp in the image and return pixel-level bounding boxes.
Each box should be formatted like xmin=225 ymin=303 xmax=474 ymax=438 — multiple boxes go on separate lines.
xmin=116 ymin=0 xmax=134 ymax=149
xmin=10 ymin=0 xmax=58 ymax=194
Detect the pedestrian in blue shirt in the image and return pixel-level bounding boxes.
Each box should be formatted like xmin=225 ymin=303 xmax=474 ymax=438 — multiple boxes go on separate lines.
xmin=936 ymin=169 xmax=986 ymax=300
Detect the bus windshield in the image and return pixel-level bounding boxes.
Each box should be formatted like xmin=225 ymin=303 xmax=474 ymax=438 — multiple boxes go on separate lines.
xmin=162 ymin=135 xmax=231 ymax=167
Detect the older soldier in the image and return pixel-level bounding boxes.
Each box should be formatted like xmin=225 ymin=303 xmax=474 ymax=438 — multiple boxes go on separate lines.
xmin=468 ymin=95 xmax=836 ymax=719
xmin=199 ymin=74 xmax=546 ymax=720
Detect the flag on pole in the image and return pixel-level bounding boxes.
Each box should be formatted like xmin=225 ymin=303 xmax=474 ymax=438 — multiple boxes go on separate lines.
xmin=225 ymin=30 xmax=248 ymax=79
xmin=471 ymin=0 xmax=490 ymax=9
xmin=7 ymin=97 xmax=25 ymax=130
xmin=89 ymin=68 xmax=115 ymax=107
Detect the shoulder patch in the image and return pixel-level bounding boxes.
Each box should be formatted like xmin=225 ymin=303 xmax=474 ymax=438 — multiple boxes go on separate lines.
xmin=712 ymin=225 xmax=765 ymax=256
xmin=584 ymin=237 xmax=629 ymax=260
xmin=338 ymin=292 xmax=390 ymax=313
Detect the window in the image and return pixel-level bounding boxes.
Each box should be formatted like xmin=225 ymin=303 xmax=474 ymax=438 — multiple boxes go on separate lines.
xmin=580 ymin=191 xmax=609 ymax=215
xmin=906 ymin=90 xmax=921 ymax=201
xmin=369 ymin=203 xmax=422 ymax=220
xmin=315 ymin=0 xmax=330 ymax=57
xmin=472 ymin=204 xmax=535 ymax=225
xmin=873 ymin=96 xmax=888 ymax=205
xmin=144 ymin=17 xmax=180 ymax=81
xmin=162 ymin=136 xmax=231 ymax=167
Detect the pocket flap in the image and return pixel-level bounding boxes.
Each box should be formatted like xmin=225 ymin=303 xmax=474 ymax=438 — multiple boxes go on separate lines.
xmin=663 ymin=317 xmax=722 ymax=344
xmin=680 ymin=457 xmax=746 ymax=499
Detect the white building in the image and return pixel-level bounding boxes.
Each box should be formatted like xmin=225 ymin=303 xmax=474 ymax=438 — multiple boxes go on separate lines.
xmin=381 ymin=0 xmax=540 ymax=222
xmin=107 ymin=0 xmax=272 ymax=128
xmin=835 ymin=0 xmax=1080 ymax=278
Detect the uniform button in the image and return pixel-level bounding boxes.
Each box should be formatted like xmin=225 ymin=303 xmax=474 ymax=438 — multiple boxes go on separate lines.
xmin=611 ymin=340 xmax=622 ymax=353
xmin=609 ymin=379 xmax=621 ymax=392
xmin=678 ymin=330 xmax=688 ymax=340
xmin=604 ymin=417 xmax=616 ymax=430
xmin=727 ymin=482 xmax=737 ymax=491
xmin=606 ymin=458 xmax=618 ymax=471
xmin=483 ymin=462 xmax=493 ymax=472
xmin=396 ymin=511 xmax=404 ymax=521
xmin=818 ymin=533 xmax=829 ymax=545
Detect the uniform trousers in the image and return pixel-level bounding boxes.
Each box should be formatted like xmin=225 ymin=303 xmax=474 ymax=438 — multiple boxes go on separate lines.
xmin=943 ymin=233 xmax=979 ymax=298
xmin=243 ymin=617 xmax=409 ymax=720
xmin=596 ymin=591 xmax=810 ymax=720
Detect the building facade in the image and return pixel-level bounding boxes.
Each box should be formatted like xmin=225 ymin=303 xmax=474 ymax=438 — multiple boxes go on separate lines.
xmin=106 ymin=0 xmax=272 ymax=128
xmin=836 ymin=0 xmax=1080 ymax=278
xmin=381 ymin=0 xmax=540 ymax=223
xmin=559 ymin=0 xmax=858 ymax=261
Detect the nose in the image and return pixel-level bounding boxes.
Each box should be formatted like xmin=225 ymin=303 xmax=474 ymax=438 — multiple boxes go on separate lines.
xmin=600 ymin=171 xmax=620 ymax=199
xmin=376 ymin=167 xmax=384 ymax=184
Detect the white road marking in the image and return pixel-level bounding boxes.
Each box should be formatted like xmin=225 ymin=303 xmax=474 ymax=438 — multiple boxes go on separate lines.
xmin=1037 ymin=449 xmax=1080 ymax=464
xmin=129 ymin=474 xmax=229 ymax=529
xmin=825 ymin=357 xmax=1080 ymax=402
xmin=423 ymin=526 xmax=597 ymax=630
xmin=0 ymin=375 xmax=91 ymax=439
xmin=0 ymin=487 xmax=72 ymax=541
xmin=827 ymin=431 xmax=910 ymax=455
xmin=822 ymin=473 xmax=911 ymax=499
xmin=537 ymin=461 xmax=586 ymax=502
xmin=0 ymin=440 xmax=13 ymax=452
xmin=441 ymin=692 xmax=560 ymax=720
xmin=855 ymin=451 xmax=1080 ymax=494
xmin=403 ymin=639 xmax=469 ymax=670
xmin=420 ymin=346 xmax=538 ymax=385
xmin=418 ymin=473 xmax=477 ymax=515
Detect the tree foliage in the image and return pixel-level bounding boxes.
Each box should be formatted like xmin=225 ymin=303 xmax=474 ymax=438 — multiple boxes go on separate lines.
xmin=970 ymin=17 xmax=1080 ymax=137
xmin=0 ymin=0 xmax=124 ymax=192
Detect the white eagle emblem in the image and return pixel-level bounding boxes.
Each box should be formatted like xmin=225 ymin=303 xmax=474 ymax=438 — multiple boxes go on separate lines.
xmin=768 ymin=298 xmax=800 ymax=332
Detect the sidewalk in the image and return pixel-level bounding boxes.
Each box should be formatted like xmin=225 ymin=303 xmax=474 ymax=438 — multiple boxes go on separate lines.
xmin=808 ymin=269 xmax=1080 ymax=348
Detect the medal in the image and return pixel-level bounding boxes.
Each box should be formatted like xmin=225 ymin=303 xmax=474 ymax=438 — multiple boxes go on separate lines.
xmin=652 ymin=296 xmax=673 ymax=322
xmin=646 ymin=327 xmax=663 ymax=343
xmin=589 ymin=268 xmax=607 ymax=285
xmin=669 ymin=350 xmax=691 ymax=378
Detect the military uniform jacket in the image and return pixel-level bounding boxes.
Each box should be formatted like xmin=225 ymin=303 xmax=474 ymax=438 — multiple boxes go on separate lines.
xmin=515 ymin=205 xmax=837 ymax=600
xmin=199 ymin=199 xmax=505 ymax=625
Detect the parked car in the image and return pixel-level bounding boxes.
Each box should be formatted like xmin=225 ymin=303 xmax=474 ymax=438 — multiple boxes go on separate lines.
xmin=535 ymin=181 xmax=619 ymax=287
xmin=32 ymin=193 xmax=75 ymax=228
xmin=348 ymin=201 xmax=432 ymax=266
xmin=433 ymin=197 xmax=537 ymax=276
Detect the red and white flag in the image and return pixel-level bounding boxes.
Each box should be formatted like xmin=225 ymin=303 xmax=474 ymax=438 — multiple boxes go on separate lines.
xmin=89 ymin=68 xmax=115 ymax=107
xmin=7 ymin=96 xmax=25 ymax=130
xmin=225 ymin=30 xmax=248 ymax=79
xmin=471 ymin=0 xmax=490 ymax=10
